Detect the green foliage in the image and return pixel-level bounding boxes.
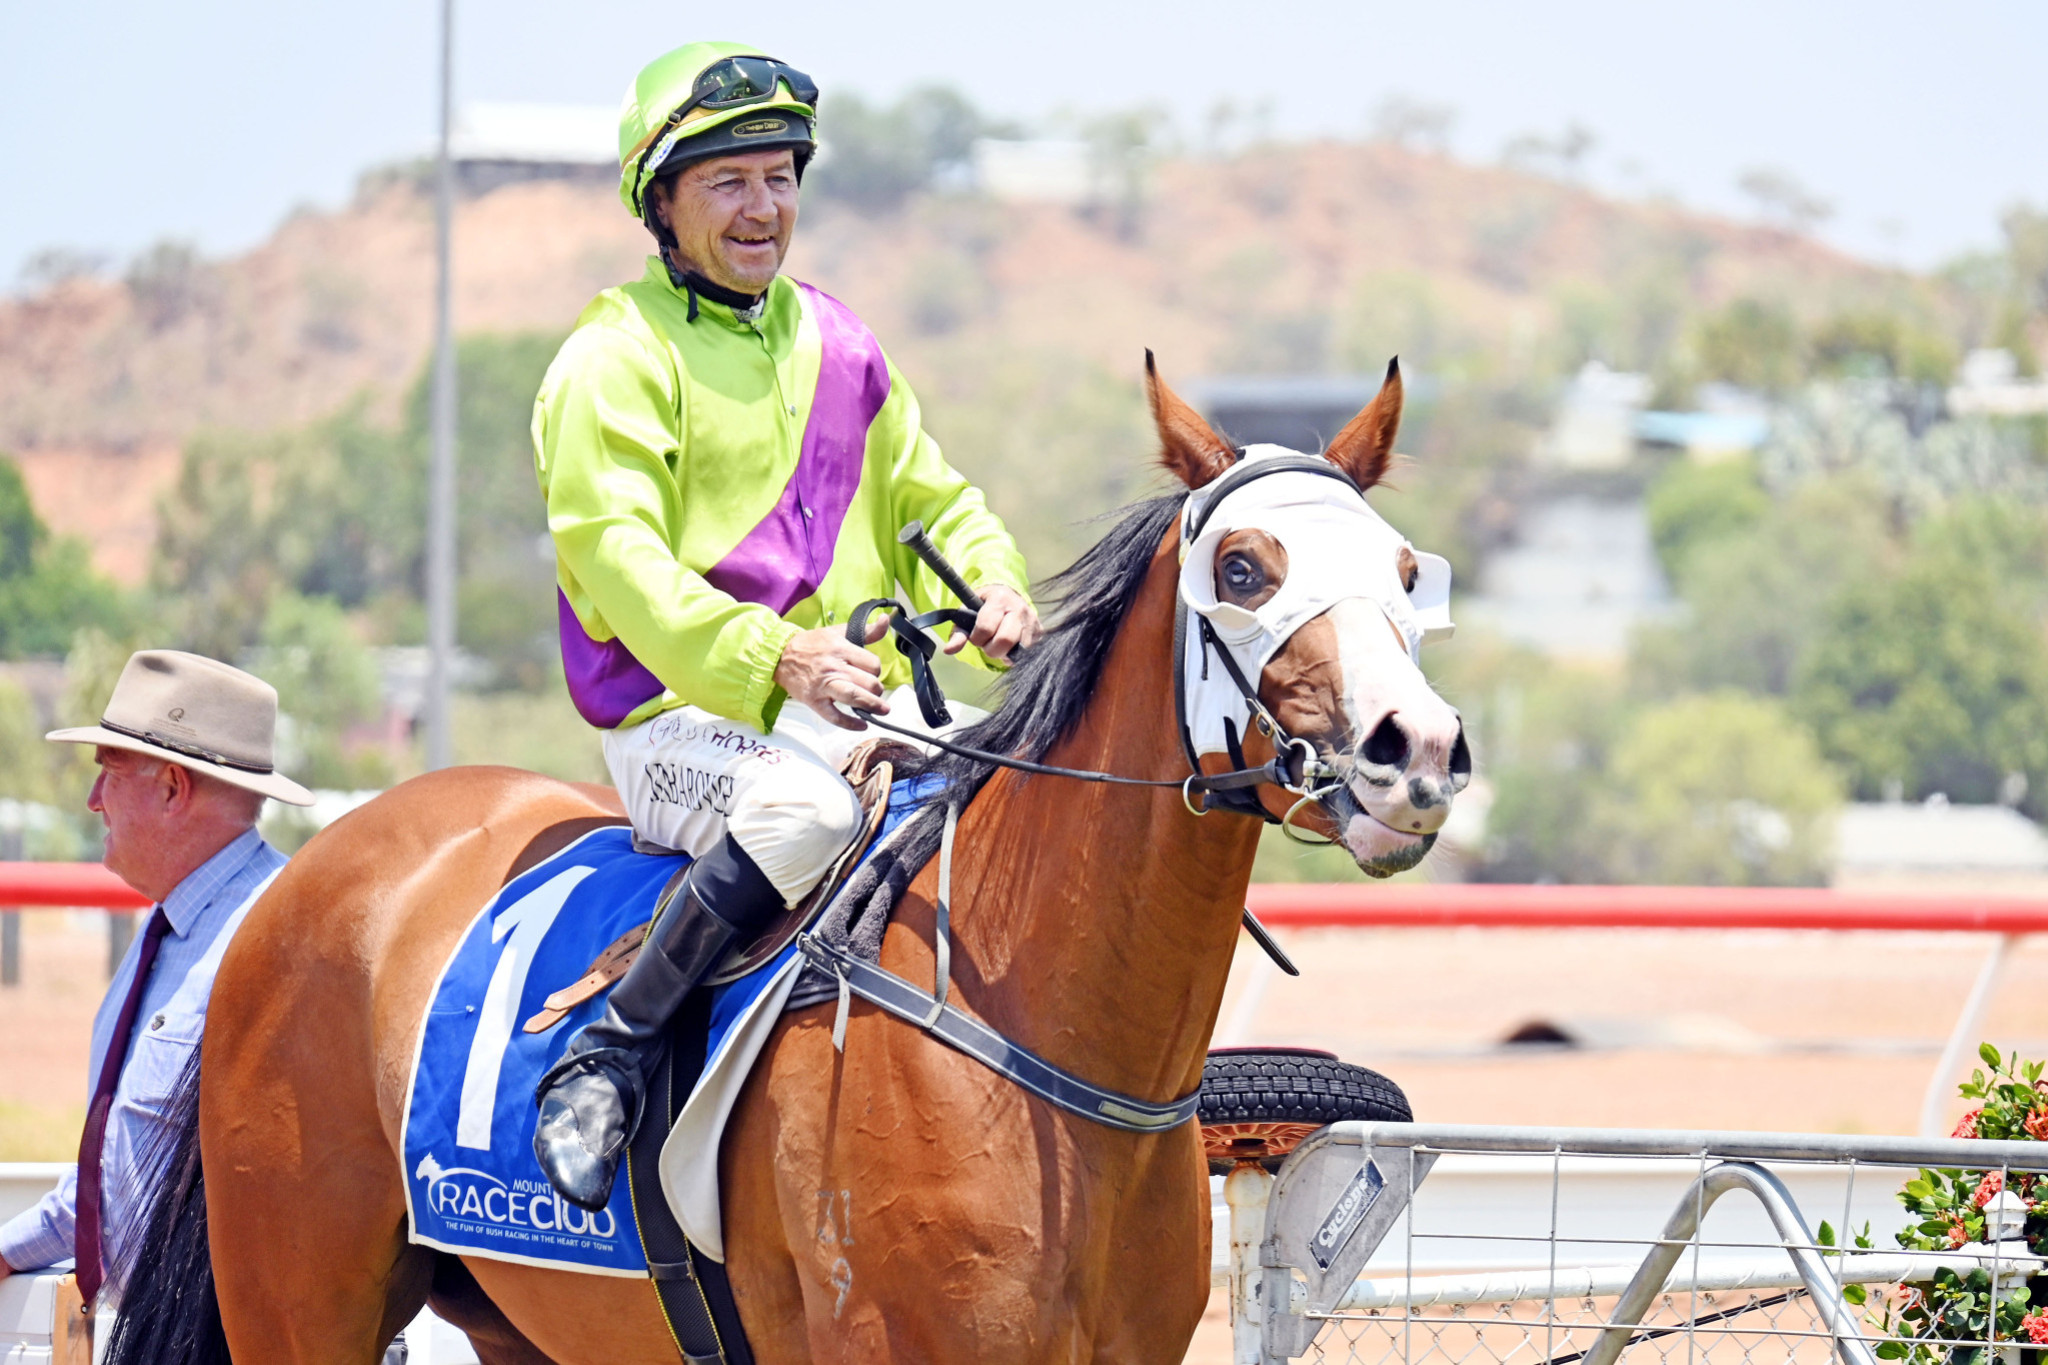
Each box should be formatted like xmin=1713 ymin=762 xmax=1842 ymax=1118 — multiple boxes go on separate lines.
xmin=808 ymin=87 xmax=1003 ymax=214
xmin=0 ymin=455 xmax=129 ymax=658
xmin=1588 ymin=692 xmax=1842 ymax=885
xmin=1633 ymin=476 xmax=1892 ymax=697
xmin=1460 ymin=650 xmax=1633 ymax=884
xmin=1913 ymin=498 xmax=2048 ymax=616
xmin=246 ymin=592 xmax=391 ymax=790
xmin=155 ymin=425 xmax=313 ymax=658
xmin=154 ymin=333 xmax=560 ymax=683
xmin=1810 ymin=308 xmax=1958 ymax=386
xmin=403 ymin=333 xmax=562 ymax=688
xmin=2003 ymin=204 xmax=2048 ymax=321
xmin=1549 ymin=267 xmax=1688 ymax=377
xmin=1690 ymin=298 xmax=1805 ymax=393
xmin=915 ymin=344 xmax=1153 ymax=574
xmin=0 ymin=677 xmax=55 ymax=808
xmin=450 ymin=680 xmax=605 ymax=784
xmin=1793 ymin=541 xmax=2048 ymax=813
xmin=1872 ymin=1048 xmax=2047 ymax=1364
xmin=1644 ymin=457 xmax=1771 ymax=582
xmin=1471 ymin=619 xmax=1845 ymax=885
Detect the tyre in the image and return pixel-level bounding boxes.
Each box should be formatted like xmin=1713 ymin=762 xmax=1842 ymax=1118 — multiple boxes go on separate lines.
xmin=1199 ymin=1047 xmax=1411 ymax=1174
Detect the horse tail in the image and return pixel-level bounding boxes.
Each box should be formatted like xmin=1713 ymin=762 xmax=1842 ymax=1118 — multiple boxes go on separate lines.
xmin=102 ymin=1049 xmax=231 ymax=1365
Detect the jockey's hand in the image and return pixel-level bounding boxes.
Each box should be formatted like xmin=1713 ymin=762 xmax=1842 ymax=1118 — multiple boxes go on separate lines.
xmin=944 ymin=583 xmax=1042 ymax=663
xmin=776 ymin=619 xmax=889 ymax=731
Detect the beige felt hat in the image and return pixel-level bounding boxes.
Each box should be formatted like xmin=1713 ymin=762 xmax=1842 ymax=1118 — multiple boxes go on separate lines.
xmin=47 ymin=650 xmax=315 ymax=807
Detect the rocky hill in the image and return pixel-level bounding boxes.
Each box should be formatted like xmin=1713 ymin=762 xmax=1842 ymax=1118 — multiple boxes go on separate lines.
xmin=0 ymin=141 xmax=1895 ymax=583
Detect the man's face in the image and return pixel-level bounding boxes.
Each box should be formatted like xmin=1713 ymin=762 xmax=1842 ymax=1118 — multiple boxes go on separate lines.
xmin=652 ymin=149 xmax=800 ymax=295
xmin=87 ymin=748 xmax=175 ymax=891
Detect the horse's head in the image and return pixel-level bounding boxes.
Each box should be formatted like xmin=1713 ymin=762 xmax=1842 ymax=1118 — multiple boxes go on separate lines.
xmin=1147 ymin=353 xmax=1471 ymax=877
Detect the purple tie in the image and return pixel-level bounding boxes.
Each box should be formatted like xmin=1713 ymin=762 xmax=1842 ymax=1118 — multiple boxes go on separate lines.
xmin=74 ymin=906 xmax=170 ymax=1306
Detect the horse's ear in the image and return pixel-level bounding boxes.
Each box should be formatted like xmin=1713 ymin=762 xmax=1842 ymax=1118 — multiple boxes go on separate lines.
xmin=1146 ymin=350 xmax=1236 ymax=489
xmin=1324 ymin=358 xmax=1404 ymax=490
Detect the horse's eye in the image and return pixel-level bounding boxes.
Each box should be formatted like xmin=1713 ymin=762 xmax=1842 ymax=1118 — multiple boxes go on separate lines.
xmin=1397 ymin=546 xmax=1420 ymax=594
xmin=1221 ymin=555 xmax=1261 ymax=593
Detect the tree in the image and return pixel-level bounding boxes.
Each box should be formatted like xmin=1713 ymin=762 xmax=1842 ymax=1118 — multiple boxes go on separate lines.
xmin=1644 ymin=456 xmax=1770 ymax=583
xmin=246 ymin=591 xmax=391 ymax=790
xmin=0 ymin=455 xmax=129 ymax=658
xmin=152 ymin=427 xmax=297 ymax=659
xmin=1588 ymin=693 xmax=1843 ymax=886
xmin=403 ymin=332 xmax=563 ymax=688
xmin=1737 ymin=167 xmax=1832 ymax=233
xmin=1808 ymin=309 xmax=1957 ymax=386
xmin=1690 ymin=298 xmax=1805 ymax=394
xmin=152 ymin=332 xmax=560 ymax=683
xmin=1794 ymin=550 xmax=2048 ymax=814
xmin=1632 ymin=475 xmax=1892 ymax=697
xmin=808 ymin=87 xmax=1004 ymax=214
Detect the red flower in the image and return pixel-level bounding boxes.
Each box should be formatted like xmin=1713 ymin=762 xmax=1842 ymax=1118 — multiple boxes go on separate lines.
xmin=2023 ymin=1311 xmax=2048 ymax=1346
xmin=1945 ymin=1216 xmax=1970 ymax=1249
xmin=2025 ymin=1106 xmax=2048 ymax=1142
xmin=1973 ymin=1172 xmax=2004 ymax=1208
xmin=1952 ymin=1108 xmax=1983 ymax=1139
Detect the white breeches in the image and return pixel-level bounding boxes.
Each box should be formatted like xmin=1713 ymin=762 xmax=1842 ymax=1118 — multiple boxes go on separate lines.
xmin=604 ymin=687 xmax=962 ymax=906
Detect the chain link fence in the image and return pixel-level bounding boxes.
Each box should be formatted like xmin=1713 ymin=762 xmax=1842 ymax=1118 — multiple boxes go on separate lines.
xmin=1230 ymin=1126 xmax=2048 ymax=1365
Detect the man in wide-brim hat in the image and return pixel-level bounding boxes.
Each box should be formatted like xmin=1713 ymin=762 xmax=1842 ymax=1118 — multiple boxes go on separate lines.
xmin=0 ymin=650 xmax=311 ymax=1310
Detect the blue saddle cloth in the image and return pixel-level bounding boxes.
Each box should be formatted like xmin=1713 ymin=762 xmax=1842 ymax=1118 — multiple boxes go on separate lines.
xmin=400 ymin=778 xmax=936 ymax=1276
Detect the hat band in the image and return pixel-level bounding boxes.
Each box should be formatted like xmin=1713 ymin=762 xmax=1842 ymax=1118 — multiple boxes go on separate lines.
xmin=98 ymin=719 xmax=275 ymax=775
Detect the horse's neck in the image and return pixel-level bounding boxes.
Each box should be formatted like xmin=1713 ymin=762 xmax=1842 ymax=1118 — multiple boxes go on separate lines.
xmin=952 ymin=534 xmax=1264 ymax=1102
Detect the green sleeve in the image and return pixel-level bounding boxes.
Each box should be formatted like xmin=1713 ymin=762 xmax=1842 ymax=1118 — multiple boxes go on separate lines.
xmin=878 ymin=362 xmax=1033 ymax=671
xmin=539 ymin=325 xmax=798 ymax=730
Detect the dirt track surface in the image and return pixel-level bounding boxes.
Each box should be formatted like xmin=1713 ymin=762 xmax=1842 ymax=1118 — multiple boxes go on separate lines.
xmin=6 ymin=915 xmax=2045 ymax=1359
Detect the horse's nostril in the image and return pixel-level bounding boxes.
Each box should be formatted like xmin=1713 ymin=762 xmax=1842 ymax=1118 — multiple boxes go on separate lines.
xmin=1360 ymin=714 xmax=1410 ymax=772
xmin=1448 ymin=726 xmax=1473 ymax=792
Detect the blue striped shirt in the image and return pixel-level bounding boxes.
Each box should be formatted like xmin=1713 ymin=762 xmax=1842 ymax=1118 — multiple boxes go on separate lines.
xmin=0 ymin=828 xmax=287 ymax=1281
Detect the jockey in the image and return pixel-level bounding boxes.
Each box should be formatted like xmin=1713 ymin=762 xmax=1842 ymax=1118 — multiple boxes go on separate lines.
xmin=528 ymin=40 xmax=1041 ymax=1209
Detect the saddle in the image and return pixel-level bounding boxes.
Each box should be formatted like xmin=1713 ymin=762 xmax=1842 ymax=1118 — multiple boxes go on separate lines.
xmin=490 ymin=738 xmax=920 ymax=1365
xmin=522 ymin=737 xmax=917 ymax=1034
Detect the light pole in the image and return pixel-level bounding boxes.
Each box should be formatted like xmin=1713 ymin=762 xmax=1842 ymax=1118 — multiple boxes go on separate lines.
xmin=425 ymin=0 xmax=457 ymax=770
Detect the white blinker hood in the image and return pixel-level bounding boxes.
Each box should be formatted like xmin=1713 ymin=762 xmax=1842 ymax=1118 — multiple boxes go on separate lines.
xmin=1175 ymin=445 xmax=1454 ymax=758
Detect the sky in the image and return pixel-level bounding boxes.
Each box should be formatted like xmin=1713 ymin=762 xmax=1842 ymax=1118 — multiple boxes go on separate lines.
xmin=3 ymin=0 xmax=2045 ymax=288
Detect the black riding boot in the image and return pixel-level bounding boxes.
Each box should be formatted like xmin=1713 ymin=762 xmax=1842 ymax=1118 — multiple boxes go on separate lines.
xmin=532 ymin=836 xmax=783 ymax=1210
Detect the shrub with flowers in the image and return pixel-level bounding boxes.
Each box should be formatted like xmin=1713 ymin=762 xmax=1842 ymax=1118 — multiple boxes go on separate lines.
xmin=1867 ymin=1045 xmax=2047 ymax=1363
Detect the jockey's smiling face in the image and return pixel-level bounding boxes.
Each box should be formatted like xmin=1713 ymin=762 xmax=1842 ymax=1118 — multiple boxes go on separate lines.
xmin=650 ymin=148 xmax=800 ymax=296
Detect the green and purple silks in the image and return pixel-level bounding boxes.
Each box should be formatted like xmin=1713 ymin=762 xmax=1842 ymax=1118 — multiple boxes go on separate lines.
xmin=533 ymin=260 xmax=1028 ymax=733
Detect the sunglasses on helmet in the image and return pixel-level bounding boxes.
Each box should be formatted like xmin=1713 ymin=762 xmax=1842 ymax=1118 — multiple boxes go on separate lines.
xmin=673 ymin=56 xmax=818 ymax=122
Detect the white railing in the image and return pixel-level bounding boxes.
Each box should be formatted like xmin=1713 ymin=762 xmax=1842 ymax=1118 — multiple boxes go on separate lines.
xmin=1226 ymin=1123 xmax=2048 ymax=1365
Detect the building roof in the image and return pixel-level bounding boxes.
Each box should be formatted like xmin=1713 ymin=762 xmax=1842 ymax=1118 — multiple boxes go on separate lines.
xmin=451 ymin=104 xmax=614 ymax=166
xmin=1835 ymin=799 xmax=2048 ymax=874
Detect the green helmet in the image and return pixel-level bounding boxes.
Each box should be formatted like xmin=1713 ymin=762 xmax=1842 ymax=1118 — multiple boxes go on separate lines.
xmin=618 ymin=41 xmax=819 ymax=221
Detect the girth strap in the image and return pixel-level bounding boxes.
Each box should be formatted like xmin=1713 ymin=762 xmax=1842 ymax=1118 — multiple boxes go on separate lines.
xmin=799 ymin=929 xmax=1200 ymax=1134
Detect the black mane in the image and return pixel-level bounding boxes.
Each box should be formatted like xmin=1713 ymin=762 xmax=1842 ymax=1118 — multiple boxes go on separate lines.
xmin=923 ymin=494 xmax=1182 ymax=801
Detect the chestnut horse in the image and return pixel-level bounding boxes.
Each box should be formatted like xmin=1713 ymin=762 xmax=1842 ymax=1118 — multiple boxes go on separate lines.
xmin=111 ymin=359 xmax=1467 ymax=1363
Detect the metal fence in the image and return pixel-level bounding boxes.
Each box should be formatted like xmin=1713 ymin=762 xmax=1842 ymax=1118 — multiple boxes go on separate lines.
xmin=1227 ymin=1124 xmax=2048 ymax=1365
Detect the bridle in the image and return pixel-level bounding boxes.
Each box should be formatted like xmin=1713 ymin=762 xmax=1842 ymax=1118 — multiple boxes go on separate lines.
xmin=846 ymin=454 xmax=1365 ymax=839
xmin=799 ymin=456 xmax=1393 ymax=1133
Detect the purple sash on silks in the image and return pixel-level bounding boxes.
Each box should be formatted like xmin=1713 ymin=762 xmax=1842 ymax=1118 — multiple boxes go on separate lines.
xmin=559 ymin=283 xmax=893 ymax=729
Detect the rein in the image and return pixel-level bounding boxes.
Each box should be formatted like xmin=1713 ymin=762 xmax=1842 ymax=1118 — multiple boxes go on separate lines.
xmin=802 ymin=459 xmax=1361 ymax=1136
